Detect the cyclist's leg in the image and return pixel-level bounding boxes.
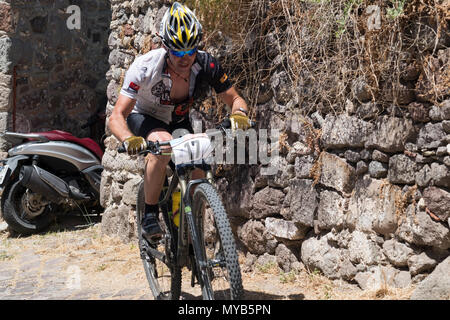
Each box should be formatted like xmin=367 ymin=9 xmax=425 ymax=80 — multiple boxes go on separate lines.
xmin=144 ymin=128 xmax=173 ymax=204
xmin=127 ymin=113 xmax=172 ymax=239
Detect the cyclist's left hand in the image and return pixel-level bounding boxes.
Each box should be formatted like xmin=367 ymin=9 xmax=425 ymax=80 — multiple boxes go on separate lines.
xmin=230 ymin=113 xmax=251 ymax=131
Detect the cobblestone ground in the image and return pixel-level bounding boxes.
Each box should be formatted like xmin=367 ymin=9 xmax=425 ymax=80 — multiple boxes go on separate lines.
xmin=0 ymin=218 xmax=153 ymax=300
xmin=0 ymin=249 xmax=153 ymax=300
xmin=0 ymin=217 xmax=413 ymax=300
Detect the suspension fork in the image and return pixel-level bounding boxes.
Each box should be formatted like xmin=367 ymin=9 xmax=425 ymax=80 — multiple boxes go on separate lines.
xmin=177 ymin=171 xmax=214 ymax=274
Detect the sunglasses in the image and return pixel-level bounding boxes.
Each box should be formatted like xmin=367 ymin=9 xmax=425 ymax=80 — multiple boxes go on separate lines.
xmin=170 ymin=47 xmax=198 ymax=57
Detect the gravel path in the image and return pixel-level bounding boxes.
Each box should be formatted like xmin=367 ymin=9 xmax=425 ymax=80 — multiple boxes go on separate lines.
xmin=0 ymin=217 xmax=414 ymax=300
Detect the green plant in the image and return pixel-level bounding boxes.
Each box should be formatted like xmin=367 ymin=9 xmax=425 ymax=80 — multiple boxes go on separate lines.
xmin=386 ymin=0 xmax=406 ymax=19
xmin=256 ymin=261 xmax=278 ymax=274
xmin=96 ymin=263 xmax=107 ymax=272
xmin=279 ymin=270 xmax=297 ymax=284
xmin=308 ymin=267 xmax=322 ymax=279
xmin=335 ymin=0 xmax=363 ymax=38
xmin=0 ymin=251 xmax=14 ymax=261
xmin=323 ymin=285 xmax=332 ymax=299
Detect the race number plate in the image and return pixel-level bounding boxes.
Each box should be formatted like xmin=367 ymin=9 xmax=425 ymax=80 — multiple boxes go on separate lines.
xmin=0 ymin=165 xmax=9 ymax=185
xmin=170 ymin=134 xmax=214 ymax=165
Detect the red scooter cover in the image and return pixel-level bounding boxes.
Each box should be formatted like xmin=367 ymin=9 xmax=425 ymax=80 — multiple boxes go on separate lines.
xmin=30 ymin=130 xmax=104 ymax=160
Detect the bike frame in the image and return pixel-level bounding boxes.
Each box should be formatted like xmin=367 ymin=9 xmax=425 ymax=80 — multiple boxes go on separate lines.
xmin=130 ymin=123 xmax=247 ymax=298
xmin=156 ymin=162 xmax=215 ymax=276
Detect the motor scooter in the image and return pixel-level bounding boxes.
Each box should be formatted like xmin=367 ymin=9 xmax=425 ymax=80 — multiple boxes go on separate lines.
xmin=0 ymin=115 xmax=105 ymax=235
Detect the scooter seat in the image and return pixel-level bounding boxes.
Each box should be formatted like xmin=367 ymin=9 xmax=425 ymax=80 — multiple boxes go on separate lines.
xmin=30 ymin=130 xmax=104 ymax=160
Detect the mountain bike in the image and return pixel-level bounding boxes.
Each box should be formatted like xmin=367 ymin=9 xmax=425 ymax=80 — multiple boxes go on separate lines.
xmin=119 ymin=119 xmax=247 ymax=300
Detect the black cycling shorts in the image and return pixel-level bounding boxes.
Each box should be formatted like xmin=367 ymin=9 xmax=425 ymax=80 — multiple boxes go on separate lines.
xmin=127 ymin=113 xmax=193 ymax=140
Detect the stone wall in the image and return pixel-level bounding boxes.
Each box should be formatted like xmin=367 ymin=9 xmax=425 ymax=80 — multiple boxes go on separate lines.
xmin=0 ymin=0 xmax=110 ymax=147
xmin=234 ymin=94 xmax=450 ymax=288
xmin=101 ymin=0 xmax=450 ymax=291
xmin=228 ymin=44 xmax=450 ymax=292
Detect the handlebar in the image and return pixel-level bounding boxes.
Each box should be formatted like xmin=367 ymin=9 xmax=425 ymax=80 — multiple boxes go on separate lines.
xmin=117 ymin=117 xmax=256 ymax=155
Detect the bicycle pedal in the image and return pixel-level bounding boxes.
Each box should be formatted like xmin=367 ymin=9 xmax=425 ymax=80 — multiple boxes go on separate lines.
xmin=143 ymin=233 xmax=163 ymax=245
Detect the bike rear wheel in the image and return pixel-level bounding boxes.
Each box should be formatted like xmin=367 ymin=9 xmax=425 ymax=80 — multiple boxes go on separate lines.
xmin=192 ymin=183 xmax=243 ymax=300
xmin=136 ymin=181 xmax=181 ymax=300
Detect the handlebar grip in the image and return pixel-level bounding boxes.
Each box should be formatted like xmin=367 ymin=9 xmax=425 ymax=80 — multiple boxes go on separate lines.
xmin=216 ymin=118 xmax=256 ymax=130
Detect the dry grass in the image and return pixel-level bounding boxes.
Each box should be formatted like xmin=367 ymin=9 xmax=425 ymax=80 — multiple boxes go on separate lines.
xmin=185 ymin=0 xmax=449 ymax=122
xmin=243 ymin=262 xmax=415 ymax=300
xmin=310 ymin=151 xmax=324 ymax=185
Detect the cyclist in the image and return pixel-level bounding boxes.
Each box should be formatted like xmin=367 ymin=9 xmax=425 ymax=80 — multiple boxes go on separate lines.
xmin=108 ymin=2 xmax=251 ymax=241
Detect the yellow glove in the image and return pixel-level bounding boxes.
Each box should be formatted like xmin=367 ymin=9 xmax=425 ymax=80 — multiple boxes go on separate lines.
xmin=230 ymin=113 xmax=251 ymax=131
xmin=123 ymin=136 xmax=147 ymax=155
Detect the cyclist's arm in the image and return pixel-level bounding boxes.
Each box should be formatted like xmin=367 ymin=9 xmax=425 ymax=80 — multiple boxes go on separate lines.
xmin=108 ymin=94 xmax=136 ymax=143
xmin=217 ymin=87 xmax=248 ymax=116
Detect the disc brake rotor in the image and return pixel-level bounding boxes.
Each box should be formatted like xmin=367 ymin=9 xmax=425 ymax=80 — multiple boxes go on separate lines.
xmin=21 ymin=190 xmax=48 ymax=218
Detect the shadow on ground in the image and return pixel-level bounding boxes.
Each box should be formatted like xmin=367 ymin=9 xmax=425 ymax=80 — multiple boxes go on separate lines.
xmin=5 ymin=211 xmax=103 ymax=239
xmin=181 ymin=290 xmax=305 ymax=300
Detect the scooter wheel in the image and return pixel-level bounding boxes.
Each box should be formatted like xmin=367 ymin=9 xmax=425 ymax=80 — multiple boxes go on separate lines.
xmin=2 ymin=178 xmax=53 ymax=235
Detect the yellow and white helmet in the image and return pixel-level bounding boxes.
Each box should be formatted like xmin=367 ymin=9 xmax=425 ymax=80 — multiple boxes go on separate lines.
xmin=159 ymin=2 xmax=203 ymax=51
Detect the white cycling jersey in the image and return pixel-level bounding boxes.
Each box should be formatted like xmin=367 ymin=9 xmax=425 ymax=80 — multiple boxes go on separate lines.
xmin=120 ymin=48 xmax=232 ymax=125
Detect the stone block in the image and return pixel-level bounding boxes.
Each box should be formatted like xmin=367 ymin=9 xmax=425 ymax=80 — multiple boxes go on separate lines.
xmin=319 ymin=152 xmax=356 ymax=193
xmin=0 ymin=3 xmax=13 ymax=33
xmin=423 ymin=186 xmax=450 ymax=221
xmin=251 ymin=187 xmax=285 ymax=219
xmin=365 ymin=116 xmax=416 ymax=152
xmin=397 ymin=205 xmax=450 ymax=250
xmin=301 ymin=234 xmax=348 ymax=280
xmin=369 ymin=161 xmax=388 ymax=178
xmin=417 ymin=122 xmax=446 ymax=150
xmin=410 ymin=257 xmax=450 ymax=300
xmin=238 ymin=220 xmax=277 ymax=255
xmin=281 ymin=179 xmax=317 ymax=227
xmin=355 ymin=266 xmax=411 ymax=290
xmin=317 ymin=190 xmax=346 ymax=230
xmin=407 ymin=252 xmax=439 ymax=276
xmin=388 ymin=154 xmax=418 ymax=184
xmin=382 ymin=239 xmax=414 ymax=267
xmin=0 ymin=36 xmax=12 ymax=73
xmin=122 ymin=177 xmax=142 ymax=206
xmin=348 ymin=230 xmax=384 ymax=266
xmin=265 ymin=217 xmax=308 ymax=241
xmin=321 ymin=114 xmax=373 ymax=149
xmin=0 ymin=73 xmax=11 ymax=112
xmin=347 ymin=176 xmax=402 ymax=236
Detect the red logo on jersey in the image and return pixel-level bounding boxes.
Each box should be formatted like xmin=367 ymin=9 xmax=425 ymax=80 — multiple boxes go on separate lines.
xmin=129 ymin=82 xmax=140 ymax=93
xmin=175 ymin=104 xmax=190 ymax=116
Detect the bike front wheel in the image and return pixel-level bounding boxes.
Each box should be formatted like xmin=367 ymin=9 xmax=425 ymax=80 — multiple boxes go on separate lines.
xmin=192 ymin=183 xmax=243 ymax=300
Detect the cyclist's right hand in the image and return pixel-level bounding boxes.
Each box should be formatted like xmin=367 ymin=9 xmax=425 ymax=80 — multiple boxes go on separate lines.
xmin=229 ymin=113 xmax=251 ymax=131
xmin=123 ymin=135 xmax=147 ymax=155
